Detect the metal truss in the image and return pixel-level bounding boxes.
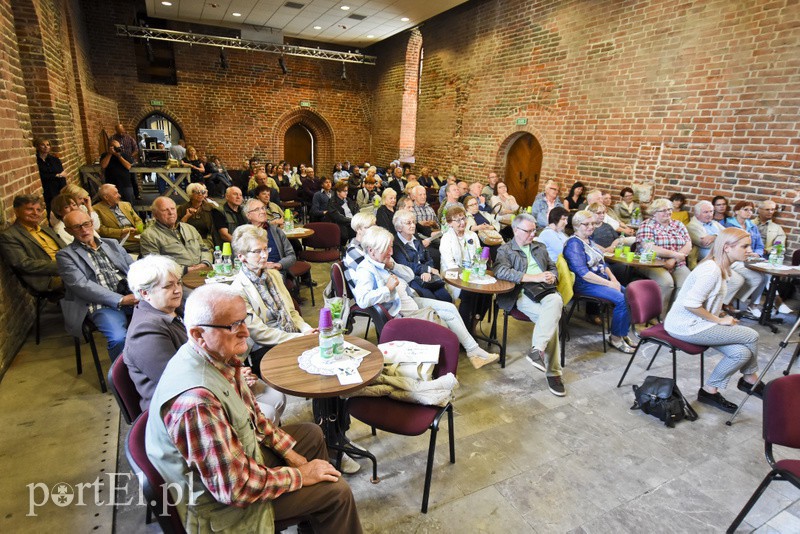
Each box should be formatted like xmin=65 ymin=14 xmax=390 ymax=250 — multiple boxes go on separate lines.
xmin=115 ymin=25 xmax=377 ymax=65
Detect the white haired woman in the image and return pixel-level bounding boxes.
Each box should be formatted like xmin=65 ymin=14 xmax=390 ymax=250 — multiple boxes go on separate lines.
xmin=375 ymin=187 xmax=397 ymax=235
xmin=634 ymin=198 xmax=692 ymax=313
xmin=353 ymin=226 xmax=499 ymax=369
xmin=392 ymin=209 xmax=451 ymax=302
xmin=177 ymin=182 xmax=219 ymax=249
xmin=665 ymin=228 xmax=762 ymax=413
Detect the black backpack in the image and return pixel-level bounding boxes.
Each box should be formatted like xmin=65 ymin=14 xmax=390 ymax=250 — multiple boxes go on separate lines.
xmin=631 ymin=376 xmax=698 ymax=428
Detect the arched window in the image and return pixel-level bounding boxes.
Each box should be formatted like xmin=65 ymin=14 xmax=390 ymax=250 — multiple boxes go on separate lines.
xmin=135 ymin=112 xmax=183 ymax=150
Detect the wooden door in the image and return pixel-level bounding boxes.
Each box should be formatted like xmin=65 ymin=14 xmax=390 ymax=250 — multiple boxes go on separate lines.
xmin=504 ymin=133 xmax=543 ymax=207
xmin=284 ymin=124 xmax=313 ymax=168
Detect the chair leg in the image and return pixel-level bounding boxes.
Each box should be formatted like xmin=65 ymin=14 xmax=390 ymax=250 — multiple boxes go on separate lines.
xmin=35 ymin=296 xmax=43 ymax=345
xmin=307 ymin=273 xmax=316 ymax=306
xmin=726 ymin=471 xmax=779 ymax=533
xmin=601 ymin=304 xmax=608 ymax=353
xmin=74 ymin=337 xmax=83 ymax=375
xmin=421 ymin=426 xmax=439 ymax=514
xmin=560 ymin=313 xmax=568 ymax=368
xmin=617 ymin=341 xmax=644 ymax=387
xmin=500 ymin=312 xmax=509 ymax=368
xmin=447 ymin=404 xmax=455 ymax=464
xmin=85 ymin=330 xmax=108 ymax=393
xmin=700 ymin=352 xmax=705 ymax=386
xmin=645 ymin=346 xmax=662 ymax=370
xmin=671 ymin=348 xmax=677 ymax=382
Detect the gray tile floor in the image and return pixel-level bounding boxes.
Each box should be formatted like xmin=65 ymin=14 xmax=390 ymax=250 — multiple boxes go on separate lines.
xmin=2 ymin=262 xmax=799 ymax=533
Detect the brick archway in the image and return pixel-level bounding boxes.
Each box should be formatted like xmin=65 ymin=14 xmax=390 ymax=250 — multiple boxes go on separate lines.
xmin=130 ymin=107 xmax=185 ymax=140
xmin=273 ymin=108 xmax=335 ymax=177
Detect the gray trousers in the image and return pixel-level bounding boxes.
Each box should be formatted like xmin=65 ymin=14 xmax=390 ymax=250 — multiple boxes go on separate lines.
xmin=672 ymin=324 xmax=759 ymax=389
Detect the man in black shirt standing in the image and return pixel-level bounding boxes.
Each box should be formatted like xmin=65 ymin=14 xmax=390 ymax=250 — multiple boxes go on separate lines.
xmin=101 ymin=139 xmax=135 ymax=204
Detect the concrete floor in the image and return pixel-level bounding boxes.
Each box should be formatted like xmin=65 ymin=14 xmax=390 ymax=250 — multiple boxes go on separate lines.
xmin=1 ymin=261 xmax=799 ymax=533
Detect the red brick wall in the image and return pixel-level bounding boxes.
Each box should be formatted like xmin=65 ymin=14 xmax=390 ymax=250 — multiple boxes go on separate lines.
xmin=82 ymin=0 xmax=375 ymax=177
xmin=372 ymin=0 xmax=800 ymax=242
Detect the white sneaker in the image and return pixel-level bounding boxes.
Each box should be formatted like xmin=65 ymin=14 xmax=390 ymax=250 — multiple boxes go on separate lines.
xmin=778 ymin=304 xmax=794 ymax=314
xmin=747 ymin=306 xmax=762 ymax=319
xmin=338 ymin=453 xmax=361 ymax=474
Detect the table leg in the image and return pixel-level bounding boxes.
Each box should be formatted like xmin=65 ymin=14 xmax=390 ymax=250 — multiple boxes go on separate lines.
xmin=472 ymin=293 xmax=502 ymax=351
xmin=313 ymin=397 xmax=379 ymax=483
xmin=759 ymin=275 xmax=782 ymax=333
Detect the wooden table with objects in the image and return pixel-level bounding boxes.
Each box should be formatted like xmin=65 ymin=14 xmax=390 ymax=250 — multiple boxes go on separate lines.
xmin=745 ymin=261 xmax=800 ymax=332
xmin=443 ymin=269 xmax=515 ymax=351
xmin=283 ymin=227 xmax=315 ymax=240
xmin=603 ymin=253 xmax=666 ymax=269
xmin=261 ymin=334 xmax=383 ymax=481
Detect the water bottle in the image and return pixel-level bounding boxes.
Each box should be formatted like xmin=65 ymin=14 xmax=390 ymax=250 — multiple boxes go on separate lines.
xmin=221 ymin=249 xmax=232 ymax=275
xmin=318 ymin=308 xmax=343 ymax=360
xmin=213 ymin=246 xmax=223 ymax=274
xmin=775 ymin=240 xmax=785 ymax=265
xmin=768 ymin=247 xmax=779 ymax=266
xmin=284 ymin=208 xmax=294 ymax=232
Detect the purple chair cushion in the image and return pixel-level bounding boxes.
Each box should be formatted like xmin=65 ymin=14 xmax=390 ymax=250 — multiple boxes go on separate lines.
xmin=300 ymin=249 xmax=340 ymax=262
xmin=775 ymin=459 xmax=800 ymax=477
xmin=639 ymin=323 xmax=707 ymax=354
xmin=288 ymin=260 xmax=311 ymax=277
xmin=112 ymin=356 xmax=143 ymax=421
xmin=348 ymin=396 xmax=442 ymax=436
xmin=626 ymin=279 xmax=662 ymax=324
xmin=509 ymin=308 xmax=532 ymax=322
xmin=764 ymin=374 xmax=800 ymax=448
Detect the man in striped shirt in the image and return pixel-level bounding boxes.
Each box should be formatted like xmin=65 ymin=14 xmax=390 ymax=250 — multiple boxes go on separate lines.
xmin=145 ymin=284 xmax=362 ymax=533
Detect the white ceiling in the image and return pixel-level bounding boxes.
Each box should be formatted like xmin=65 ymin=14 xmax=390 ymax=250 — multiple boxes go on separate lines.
xmin=145 ymin=0 xmax=468 ymax=47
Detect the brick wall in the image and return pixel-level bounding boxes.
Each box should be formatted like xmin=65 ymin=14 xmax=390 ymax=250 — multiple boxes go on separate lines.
xmin=82 ymin=0 xmax=375 ymax=177
xmin=372 ymin=0 xmax=800 ymax=243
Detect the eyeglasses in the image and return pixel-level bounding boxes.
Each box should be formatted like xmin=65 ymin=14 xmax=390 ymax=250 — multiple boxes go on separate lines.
xmin=248 ymin=206 xmax=267 ymax=213
xmin=196 ymin=313 xmax=252 ymax=331
xmin=579 ymin=222 xmax=594 ymax=227
xmin=450 ymin=217 xmax=467 ymax=224
xmin=740 ymin=207 xmax=753 ymax=212
xmin=247 ymin=247 xmax=272 ymax=256
xmin=193 ymin=189 xmax=208 ymax=195
xmin=66 ymin=221 xmax=94 ymax=231
xmin=654 ymin=209 xmax=672 ymax=214
xmin=514 ymin=226 xmax=537 ymax=235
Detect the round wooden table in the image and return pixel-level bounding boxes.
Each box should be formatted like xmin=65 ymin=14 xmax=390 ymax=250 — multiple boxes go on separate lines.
xmin=261 ymin=335 xmax=383 ymax=481
xmin=603 ymin=252 xmax=666 ymax=269
xmin=283 ymin=227 xmax=315 ymax=240
xmin=182 ymin=269 xmax=213 ymax=289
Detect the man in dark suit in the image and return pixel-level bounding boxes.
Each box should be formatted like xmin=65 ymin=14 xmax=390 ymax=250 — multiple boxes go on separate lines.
xmin=0 ymin=194 xmax=66 ymax=293
xmin=56 ymin=210 xmax=136 ymax=360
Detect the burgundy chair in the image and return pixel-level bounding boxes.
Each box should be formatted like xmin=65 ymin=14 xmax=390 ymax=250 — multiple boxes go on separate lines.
xmin=288 ymin=260 xmax=315 ymax=306
xmin=107 ymin=355 xmax=142 ymax=424
xmin=73 ymin=317 xmax=108 ymax=393
xmin=616 ymin=279 xmax=709 ymax=387
xmin=127 ymin=412 xmax=307 ymax=533
xmin=347 ymin=318 xmax=459 ymax=513
xmin=299 ymin=222 xmax=341 ymax=262
xmin=728 ymin=374 xmax=800 ymax=532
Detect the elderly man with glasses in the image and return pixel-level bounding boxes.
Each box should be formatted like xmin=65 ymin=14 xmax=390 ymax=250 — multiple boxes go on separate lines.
xmin=145 ymin=283 xmax=363 ymax=533
xmin=494 ymin=213 xmax=566 ymax=396
xmin=56 ymin=210 xmax=136 ymax=361
xmin=531 ymin=180 xmax=564 ymax=229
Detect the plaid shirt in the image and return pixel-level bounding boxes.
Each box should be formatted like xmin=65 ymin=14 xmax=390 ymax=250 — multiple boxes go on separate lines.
xmin=636 ymin=218 xmax=691 ymax=266
xmin=412 ymin=203 xmax=437 ymax=224
xmin=162 ymin=345 xmax=301 ymax=506
xmin=79 ymin=240 xmax=122 ymax=313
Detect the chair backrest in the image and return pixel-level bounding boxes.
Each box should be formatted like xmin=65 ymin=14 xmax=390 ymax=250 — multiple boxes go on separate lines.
xmin=280 ymin=186 xmax=299 ymax=202
xmin=126 ymin=412 xmax=186 ymax=534
xmin=555 ymin=254 xmax=574 ymax=307
xmin=625 ymin=279 xmax=662 ymax=324
xmin=303 ymin=222 xmax=340 ymax=250
xmin=792 ymin=248 xmax=800 ymax=266
xmin=108 ymin=355 xmax=142 ymax=424
xmin=330 ymin=261 xmax=348 ymax=299
xmin=763 ymin=374 xmax=800 ymax=450
xmin=379 ymin=318 xmax=460 ymax=378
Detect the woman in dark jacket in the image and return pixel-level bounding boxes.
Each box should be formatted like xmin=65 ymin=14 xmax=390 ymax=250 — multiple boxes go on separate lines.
xmin=327 ymin=181 xmax=358 ymax=245
xmin=392 ymin=209 xmax=451 ymax=301
xmin=375 ymin=187 xmax=398 ymax=235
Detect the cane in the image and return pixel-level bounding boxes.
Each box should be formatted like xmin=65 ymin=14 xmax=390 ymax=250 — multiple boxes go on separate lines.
xmin=726 ymin=313 xmax=800 ymax=425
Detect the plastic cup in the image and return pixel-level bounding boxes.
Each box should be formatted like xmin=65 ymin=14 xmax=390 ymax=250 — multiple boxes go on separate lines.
xmin=481 ymin=246 xmax=491 ymax=260
xmin=623 ymin=246 xmax=631 ymax=255
xmin=135 ymin=222 xmax=144 ymax=233
xmin=460 ymin=269 xmax=471 ymax=283
xmin=626 ymin=251 xmax=635 ymax=262
xmin=614 ymin=246 xmax=623 ymax=258
xmin=328 ymin=297 xmax=343 ymax=320
xmin=221 ymin=242 xmax=232 ymax=256
xmin=319 ymin=307 xmax=333 ymax=329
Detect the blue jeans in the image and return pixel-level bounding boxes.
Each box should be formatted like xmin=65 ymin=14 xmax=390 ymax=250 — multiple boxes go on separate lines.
xmin=90 ymin=307 xmax=130 ymax=361
xmin=575 ymin=283 xmax=630 ymax=337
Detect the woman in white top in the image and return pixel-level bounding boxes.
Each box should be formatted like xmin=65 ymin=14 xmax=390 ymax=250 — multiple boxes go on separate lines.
xmin=439 ymin=206 xmax=491 ymax=332
xmin=490 ymin=181 xmax=519 ymax=225
xmin=664 ymin=227 xmax=762 ymax=414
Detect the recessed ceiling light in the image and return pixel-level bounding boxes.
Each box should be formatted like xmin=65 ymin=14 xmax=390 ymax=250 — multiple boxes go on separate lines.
xmin=340 ymin=5 xmax=350 ymax=10
xmin=161 ymin=1 xmax=172 ymax=5
xmin=401 ymin=17 xmax=410 ymax=22
xmin=367 ymin=34 xmax=374 ymax=38
xmin=232 ymin=12 xmax=242 ymax=17
xmin=313 ymin=26 xmax=322 ymax=30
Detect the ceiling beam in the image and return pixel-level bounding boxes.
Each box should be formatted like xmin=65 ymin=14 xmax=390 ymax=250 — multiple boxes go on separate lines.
xmin=115 ymin=25 xmax=377 ymax=65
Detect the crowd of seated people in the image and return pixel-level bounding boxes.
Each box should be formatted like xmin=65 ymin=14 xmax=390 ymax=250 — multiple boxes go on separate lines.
xmin=5 ymin=144 xmax=800 ymax=532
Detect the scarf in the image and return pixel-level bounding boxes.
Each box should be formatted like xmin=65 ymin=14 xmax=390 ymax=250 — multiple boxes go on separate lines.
xmin=242 ymin=266 xmax=299 ymax=334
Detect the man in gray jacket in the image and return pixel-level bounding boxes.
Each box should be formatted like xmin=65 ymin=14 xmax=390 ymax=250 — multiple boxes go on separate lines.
xmin=494 ymin=213 xmax=565 ymax=396
xmin=56 ymin=210 xmax=136 ymax=360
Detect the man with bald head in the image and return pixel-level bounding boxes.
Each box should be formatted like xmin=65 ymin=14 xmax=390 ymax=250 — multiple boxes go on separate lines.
xmin=57 ymin=209 xmax=136 ymax=360
xmin=140 ymin=196 xmax=212 ymax=274
xmin=217 ymin=186 xmax=248 ymax=242
xmin=93 ymin=184 xmax=142 ymax=254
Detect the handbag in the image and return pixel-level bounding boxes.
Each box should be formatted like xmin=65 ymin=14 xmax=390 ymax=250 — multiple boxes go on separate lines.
xmin=631 ymin=376 xmax=698 ymax=428
xmin=522 ymin=282 xmax=557 ymax=303
xmin=421 ymin=274 xmax=446 ymax=291
xmin=378 ymin=340 xmax=440 ymax=381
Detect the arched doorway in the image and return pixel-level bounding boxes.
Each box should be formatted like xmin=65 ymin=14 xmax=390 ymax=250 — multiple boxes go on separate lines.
xmin=504 ymin=133 xmax=543 ymax=207
xmin=284 ymin=124 xmax=314 ymax=168
xmin=135 ymin=112 xmax=183 ymax=150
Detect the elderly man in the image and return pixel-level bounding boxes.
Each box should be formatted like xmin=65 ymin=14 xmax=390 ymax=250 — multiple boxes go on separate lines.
xmin=0 ymin=194 xmax=66 ymax=292
xmin=387 ymin=166 xmax=407 ymax=196
xmin=531 ymin=180 xmax=564 ymax=228
xmin=101 ymin=138 xmax=136 ymax=203
xmin=754 ymin=200 xmax=787 ymax=255
xmin=247 ymin=169 xmax=280 ymax=201
xmin=243 ymin=198 xmax=296 ymax=273
xmin=410 ymin=185 xmax=440 ymax=238
xmin=468 ymin=182 xmax=490 ymax=212
xmin=482 ymin=172 xmax=499 ymax=200
xmin=145 ymin=284 xmax=362 ymax=533
xmin=437 ymin=181 xmax=465 ymax=220
xmin=494 ymin=213 xmax=565 ymax=397
xmin=438 ymin=174 xmax=457 ymax=202
xmin=93 ymin=184 xmax=142 ymax=254
xmin=585 ymin=189 xmax=634 ymax=236
xmin=140 ymin=197 xmax=212 ymax=274
xmin=56 ymin=210 xmax=136 ymax=360
xmin=215 ymin=186 xmax=247 ymax=242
